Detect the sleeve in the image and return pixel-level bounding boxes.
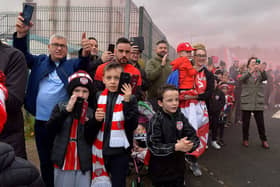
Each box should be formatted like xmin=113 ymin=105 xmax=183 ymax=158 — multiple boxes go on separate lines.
xmin=259 ymin=71 xmax=267 ymax=82
xmin=181 ymin=114 xmax=200 ymax=153
xmin=12 ymin=32 xmax=39 ymax=69
xmin=5 ymin=49 xmax=28 ymax=113
xmin=198 ymin=70 xmax=214 ymax=101
xmin=78 ymin=48 xmax=102 ymax=73
xmin=123 ymin=95 xmax=138 ymax=133
xmin=239 ymin=71 xmax=251 ymax=82
xmin=46 ymin=104 xmax=69 ymax=142
xmin=145 ymin=59 xmax=162 ymax=81
xmin=146 ymin=115 xmax=176 ymax=157
xmin=84 ymin=95 xmax=103 ymax=144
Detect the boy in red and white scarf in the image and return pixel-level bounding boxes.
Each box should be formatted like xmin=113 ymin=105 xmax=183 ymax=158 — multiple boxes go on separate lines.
xmin=86 ymin=62 xmax=138 ymax=187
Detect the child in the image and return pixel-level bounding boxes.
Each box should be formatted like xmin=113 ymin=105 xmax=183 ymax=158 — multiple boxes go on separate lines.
xmin=86 ymin=62 xmax=138 ymax=187
xmin=170 ymin=42 xmax=197 ymax=90
xmin=147 ymin=85 xmax=200 ymax=187
xmin=47 ymin=70 xmax=94 ymax=187
xmin=209 ymin=79 xmax=226 ymax=149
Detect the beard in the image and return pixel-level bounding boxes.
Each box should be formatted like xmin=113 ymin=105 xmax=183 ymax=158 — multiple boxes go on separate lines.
xmin=157 ymin=51 xmax=167 ymax=58
xmin=119 ymin=57 xmax=128 ymax=64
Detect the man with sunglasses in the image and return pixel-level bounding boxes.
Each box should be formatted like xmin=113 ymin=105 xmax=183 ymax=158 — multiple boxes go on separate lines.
xmin=13 ymin=14 xmax=90 ymax=187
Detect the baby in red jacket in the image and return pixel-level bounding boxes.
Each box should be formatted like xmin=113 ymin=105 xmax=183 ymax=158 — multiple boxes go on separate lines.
xmin=171 ymin=42 xmax=197 ymax=90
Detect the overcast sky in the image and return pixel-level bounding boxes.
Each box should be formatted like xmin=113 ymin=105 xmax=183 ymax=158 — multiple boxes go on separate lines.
xmin=1 ymin=0 xmax=279 ymax=48
xmin=133 ymin=0 xmax=280 ymax=48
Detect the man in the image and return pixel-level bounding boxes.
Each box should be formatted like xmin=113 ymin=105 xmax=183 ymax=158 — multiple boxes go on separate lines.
xmin=94 ymin=37 xmax=142 ymax=91
xmin=129 ymin=44 xmax=149 ymax=92
xmin=13 ymin=14 xmax=90 ymax=187
xmin=229 ymin=59 xmax=239 ymax=81
xmin=145 ymin=40 xmax=172 ymax=109
xmin=0 ymin=41 xmax=27 ymax=159
xmin=80 ymin=37 xmax=114 ymax=79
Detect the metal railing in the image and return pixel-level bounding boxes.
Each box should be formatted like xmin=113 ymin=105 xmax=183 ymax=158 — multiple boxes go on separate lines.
xmin=0 ymin=6 xmax=176 ymax=61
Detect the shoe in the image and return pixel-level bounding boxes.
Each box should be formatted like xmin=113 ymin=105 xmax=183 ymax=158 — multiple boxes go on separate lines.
xmin=211 ymin=141 xmax=221 ymax=149
xmin=189 ymin=162 xmax=202 ymax=177
xmin=218 ymin=140 xmax=225 ymax=146
xmin=262 ymin=141 xmax=270 ymax=149
xmin=242 ymin=140 xmax=249 ymax=147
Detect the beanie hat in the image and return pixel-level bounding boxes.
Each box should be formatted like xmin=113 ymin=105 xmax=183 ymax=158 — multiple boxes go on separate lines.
xmin=177 ymin=42 xmax=194 ymax=53
xmin=68 ymin=70 xmax=94 ymax=95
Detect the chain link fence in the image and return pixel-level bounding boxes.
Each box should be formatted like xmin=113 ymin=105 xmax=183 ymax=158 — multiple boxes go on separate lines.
xmin=0 ymin=5 xmax=176 ymax=61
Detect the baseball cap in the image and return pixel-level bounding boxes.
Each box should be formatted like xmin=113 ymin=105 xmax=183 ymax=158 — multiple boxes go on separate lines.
xmin=177 ymin=42 xmax=194 ymax=53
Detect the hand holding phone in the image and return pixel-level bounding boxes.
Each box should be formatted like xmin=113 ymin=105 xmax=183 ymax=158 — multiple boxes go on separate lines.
xmin=118 ymin=72 xmax=131 ymax=94
xmin=22 ymin=4 xmax=34 ymax=26
xmin=108 ymin=44 xmax=115 ymax=53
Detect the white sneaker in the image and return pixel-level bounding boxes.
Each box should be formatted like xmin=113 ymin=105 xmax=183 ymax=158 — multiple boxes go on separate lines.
xmin=211 ymin=141 xmax=221 ymax=149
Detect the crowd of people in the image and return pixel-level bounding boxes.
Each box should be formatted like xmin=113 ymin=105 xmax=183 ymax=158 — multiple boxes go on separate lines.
xmin=0 ymin=13 xmax=274 ymax=187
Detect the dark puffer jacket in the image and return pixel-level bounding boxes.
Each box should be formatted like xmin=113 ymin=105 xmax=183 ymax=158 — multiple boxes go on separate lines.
xmin=0 ymin=142 xmax=45 ymax=187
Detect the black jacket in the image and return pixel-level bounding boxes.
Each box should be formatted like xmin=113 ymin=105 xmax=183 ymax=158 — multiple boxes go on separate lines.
xmin=0 ymin=142 xmax=45 ymax=187
xmin=209 ymin=88 xmax=226 ymax=115
xmin=0 ymin=42 xmax=28 ymax=159
xmin=47 ymin=102 xmax=94 ymax=172
xmin=147 ymin=109 xmax=200 ymax=183
xmin=85 ymin=91 xmax=138 ymax=156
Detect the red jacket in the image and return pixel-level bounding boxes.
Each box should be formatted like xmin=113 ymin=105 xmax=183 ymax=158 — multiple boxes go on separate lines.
xmin=95 ymin=62 xmax=142 ymax=86
xmin=171 ymin=57 xmax=197 ymax=89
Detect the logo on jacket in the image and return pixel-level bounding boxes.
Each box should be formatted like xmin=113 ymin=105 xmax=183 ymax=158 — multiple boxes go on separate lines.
xmin=176 ymin=121 xmax=183 ymax=130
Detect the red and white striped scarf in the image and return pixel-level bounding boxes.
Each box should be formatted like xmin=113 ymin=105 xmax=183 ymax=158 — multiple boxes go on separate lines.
xmin=91 ymin=89 xmax=129 ymax=186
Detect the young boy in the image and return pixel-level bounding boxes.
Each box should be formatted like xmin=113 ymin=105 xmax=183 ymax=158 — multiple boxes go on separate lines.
xmin=170 ymin=42 xmax=197 ymax=90
xmin=86 ymin=62 xmax=138 ymax=187
xmin=209 ymin=79 xmax=226 ymax=149
xmin=147 ymin=85 xmax=200 ymax=187
xmin=47 ymin=70 xmax=94 ymax=187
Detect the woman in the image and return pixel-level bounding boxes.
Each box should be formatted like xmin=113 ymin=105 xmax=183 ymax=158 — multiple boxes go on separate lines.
xmin=179 ymin=43 xmax=214 ymax=176
xmin=239 ymin=57 xmax=269 ymax=149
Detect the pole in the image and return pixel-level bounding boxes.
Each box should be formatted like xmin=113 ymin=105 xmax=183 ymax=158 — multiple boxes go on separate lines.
xmin=124 ymin=0 xmax=131 ymax=38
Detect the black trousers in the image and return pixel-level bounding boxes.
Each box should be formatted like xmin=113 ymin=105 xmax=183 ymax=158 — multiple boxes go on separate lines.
xmin=34 ymin=120 xmax=54 ymax=187
xmin=241 ymin=111 xmax=267 ymax=141
xmin=104 ymin=154 xmax=129 ymax=187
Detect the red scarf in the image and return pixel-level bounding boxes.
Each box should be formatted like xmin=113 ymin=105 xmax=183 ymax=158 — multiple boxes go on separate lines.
xmin=91 ymin=89 xmax=129 ymax=186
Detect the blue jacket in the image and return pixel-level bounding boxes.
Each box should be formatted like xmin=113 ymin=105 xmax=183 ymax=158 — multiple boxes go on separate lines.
xmin=13 ymin=33 xmax=89 ymax=116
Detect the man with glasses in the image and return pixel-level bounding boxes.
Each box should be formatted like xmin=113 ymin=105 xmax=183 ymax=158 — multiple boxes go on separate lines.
xmin=13 ymin=14 xmax=90 ymax=187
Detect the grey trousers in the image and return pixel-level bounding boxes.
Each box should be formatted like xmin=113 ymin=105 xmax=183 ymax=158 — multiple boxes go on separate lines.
xmin=54 ymin=168 xmax=91 ymax=187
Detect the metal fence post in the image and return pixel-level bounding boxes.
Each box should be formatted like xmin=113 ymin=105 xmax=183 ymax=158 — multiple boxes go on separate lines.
xmin=124 ymin=0 xmax=131 ymax=38
xmin=138 ymin=6 xmax=143 ymax=37
xmin=148 ymin=22 xmax=153 ymax=59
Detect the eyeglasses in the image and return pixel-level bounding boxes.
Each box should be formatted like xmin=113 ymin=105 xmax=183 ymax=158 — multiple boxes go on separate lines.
xmin=195 ymin=54 xmax=207 ymax=58
xmin=51 ymin=43 xmax=67 ymax=49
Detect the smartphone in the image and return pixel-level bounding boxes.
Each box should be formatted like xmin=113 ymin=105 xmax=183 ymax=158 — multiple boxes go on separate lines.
xmin=118 ymin=72 xmax=131 ymax=94
xmin=22 ymin=4 xmax=34 ymax=26
xmin=73 ymin=97 xmax=85 ymax=119
xmin=130 ymin=74 xmax=139 ymax=94
xmin=108 ymin=44 xmax=115 ymax=53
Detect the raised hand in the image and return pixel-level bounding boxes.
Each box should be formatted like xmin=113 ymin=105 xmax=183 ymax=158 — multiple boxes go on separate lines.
xmin=101 ymin=51 xmax=114 ymax=63
xmin=81 ymin=32 xmax=91 ymax=57
xmin=16 ymin=13 xmax=33 ymax=38
xmin=121 ymin=83 xmax=132 ymax=102
xmin=95 ymin=108 xmax=105 ymax=122
xmin=161 ymin=54 xmax=168 ymax=66
xmin=66 ymin=95 xmax=78 ymax=112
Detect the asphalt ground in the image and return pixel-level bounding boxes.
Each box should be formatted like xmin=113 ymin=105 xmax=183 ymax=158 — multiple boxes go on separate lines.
xmin=26 ymin=109 xmax=280 ymax=187
xmin=187 ymin=109 xmax=280 ymax=187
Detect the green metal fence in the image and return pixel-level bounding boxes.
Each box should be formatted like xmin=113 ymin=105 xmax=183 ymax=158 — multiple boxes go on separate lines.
xmin=0 ymin=6 xmax=176 ymax=61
